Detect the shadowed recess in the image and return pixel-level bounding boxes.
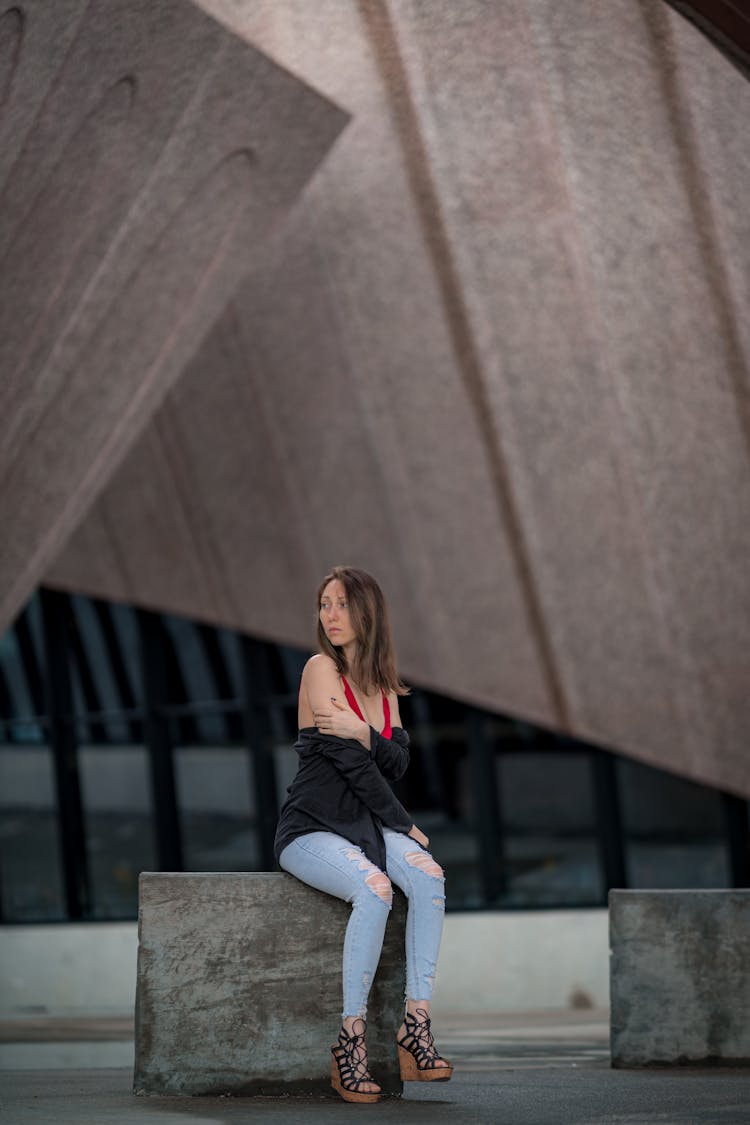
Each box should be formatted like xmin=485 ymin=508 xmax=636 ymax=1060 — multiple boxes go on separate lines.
xmin=0 ymin=6 xmax=24 ymax=109
xmin=664 ymin=0 xmax=750 ymax=78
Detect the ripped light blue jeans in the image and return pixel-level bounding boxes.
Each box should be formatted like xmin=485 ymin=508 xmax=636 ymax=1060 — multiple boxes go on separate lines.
xmin=279 ymin=828 xmax=446 ymax=1020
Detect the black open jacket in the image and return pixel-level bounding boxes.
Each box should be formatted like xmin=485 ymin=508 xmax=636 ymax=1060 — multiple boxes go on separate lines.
xmin=273 ymin=725 xmax=413 ymax=872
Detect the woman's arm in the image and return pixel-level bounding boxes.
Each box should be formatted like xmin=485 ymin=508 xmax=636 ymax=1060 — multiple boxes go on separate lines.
xmin=370 ymin=726 xmax=409 ymax=780
xmin=370 ymin=690 xmax=408 ymax=777
xmin=378 ymin=693 xmax=427 ymax=843
xmin=301 ymin=656 xmax=424 ymax=839
xmin=302 ymin=655 xmax=370 ymax=749
xmin=317 ymin=735 xmax=413 ymax=833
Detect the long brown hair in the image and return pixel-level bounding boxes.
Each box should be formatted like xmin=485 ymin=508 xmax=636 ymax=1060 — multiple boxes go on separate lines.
xmin=315 ymin=566 xmax=409 ymax=696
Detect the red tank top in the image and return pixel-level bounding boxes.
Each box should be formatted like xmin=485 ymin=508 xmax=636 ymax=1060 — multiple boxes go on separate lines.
xmin=341 ymin=675 xmax=392 ymax=739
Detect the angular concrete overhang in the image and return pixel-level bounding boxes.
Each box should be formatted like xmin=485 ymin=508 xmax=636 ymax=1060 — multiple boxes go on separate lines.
xmin=0 ymin=0 xmax=348 ymax=628
xmin=9 ymin=2 xmax=750 ymax=798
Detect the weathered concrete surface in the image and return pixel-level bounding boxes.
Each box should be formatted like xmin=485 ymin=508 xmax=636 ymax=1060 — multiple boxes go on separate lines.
xmin=46 ymin=1 xmax=750 ymax=800
xmin=610 ymin=890 xmax=750 ymax=1067
xmin=0 ymin=0 xmax=346 ymax=632
xmin=134 ymin=872 xmax=406 ymax=1097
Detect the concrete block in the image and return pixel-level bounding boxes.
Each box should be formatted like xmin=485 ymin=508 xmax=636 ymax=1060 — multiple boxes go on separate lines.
xmin=134 ymin=872 xmax=406 ymax=1097
xmin=610 ymin=890 xmax=750 ymax=1066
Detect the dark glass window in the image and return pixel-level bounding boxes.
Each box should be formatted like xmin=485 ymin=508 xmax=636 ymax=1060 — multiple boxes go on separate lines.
xmin=0 ymin=742 xmax=66 ymax=921
xmin=0 ymin=588 xmax=746 ymax=922
xmin=497 ymin=751 xmax=602 ymax=907
xmin=174 ymin=742 xmax=259 ymax=872
xmin=618 ymin=758 xmax=730 ymax=888
xmin=77 ymin=733 xmax=156 ymax=920
xmin=0 ymin=605 xmax=44 ymax=741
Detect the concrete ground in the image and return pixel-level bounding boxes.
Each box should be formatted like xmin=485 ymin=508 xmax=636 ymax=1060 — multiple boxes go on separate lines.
xmin=1 ymin=1010 xmax=750 ymax=1124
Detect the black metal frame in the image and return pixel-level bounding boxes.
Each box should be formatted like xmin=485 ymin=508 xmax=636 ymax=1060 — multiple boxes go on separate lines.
xmin=39 ymin=589 xmax=90 ymax=920
xmin=466 ymin=708 xmax=506 ymax=904
xmin=138 ymin=609 xmax=183 ymax=873
xmin=723 ymin=793 xmax=750 ymax=887
xmin=239 ymin=637 xmax=280 ymax=873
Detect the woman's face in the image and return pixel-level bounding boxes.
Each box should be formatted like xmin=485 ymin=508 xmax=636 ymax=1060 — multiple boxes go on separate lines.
xmin=319 ymin=579 xmax=357 ymax=648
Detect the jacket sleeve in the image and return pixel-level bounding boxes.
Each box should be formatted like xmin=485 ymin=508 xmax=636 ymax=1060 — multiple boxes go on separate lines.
xmin=370 ymin=726 xmax=410 ymax=781
xmin=318 ymin=735 xmax=413 ymax=832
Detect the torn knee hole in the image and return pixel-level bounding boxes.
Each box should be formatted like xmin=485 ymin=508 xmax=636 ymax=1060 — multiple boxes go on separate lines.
xmin=343 ymin=847 xmax=378 ymax=874
xmin=365 ymin=871 xmax=393 ymax=904
xmin=405 ymin=851 xmax=444 ymax=879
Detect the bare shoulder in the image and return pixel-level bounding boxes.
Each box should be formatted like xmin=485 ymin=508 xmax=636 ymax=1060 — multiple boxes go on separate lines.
xmin=302 ymin=653 xmax=344 ymax=712
xmin=387 ymin=690 xmax=403 ymax=727
xmin=303 ymin=653 xmax=338 ymax=679
xmin=302 ymin=653 xmax=341 ymax=692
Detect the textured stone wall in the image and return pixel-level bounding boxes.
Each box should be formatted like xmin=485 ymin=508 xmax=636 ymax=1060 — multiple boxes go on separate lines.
xmin=134 ymin=872 xmax=406 ymax=1096
xmin=0 ymin=0 xmax=346 ymax=629
xmin=610 ymin=890 xmax=750 ymax=1066
xmin=9 ymin=2 xmax=750 ymax=796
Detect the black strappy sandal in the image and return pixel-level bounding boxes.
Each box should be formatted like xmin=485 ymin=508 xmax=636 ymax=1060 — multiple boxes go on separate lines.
xmin=330 ymin=1018 xmax=382 ymax=1103
xmin=397 ymin=1007 xmax=454 ymax=1082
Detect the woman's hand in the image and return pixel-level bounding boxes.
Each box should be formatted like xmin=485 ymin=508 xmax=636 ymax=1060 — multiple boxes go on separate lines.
xmin=314 ymin=697 xmax=369 ymax=745
xmin=408 ymin=824 xmax=429 ymax=848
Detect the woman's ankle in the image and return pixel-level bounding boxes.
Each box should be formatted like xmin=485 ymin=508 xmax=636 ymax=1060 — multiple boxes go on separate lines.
xmin=342 ymin=1015 xmax=367 ymax=1037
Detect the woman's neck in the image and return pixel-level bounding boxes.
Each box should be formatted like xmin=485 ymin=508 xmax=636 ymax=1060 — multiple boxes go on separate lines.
xmin=342 ymin=651 xmax=374 ymax=696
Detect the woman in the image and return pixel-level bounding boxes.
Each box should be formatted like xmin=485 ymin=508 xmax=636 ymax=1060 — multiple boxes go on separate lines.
xmin=274 ymin=566 xmax=452 ymax=1104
